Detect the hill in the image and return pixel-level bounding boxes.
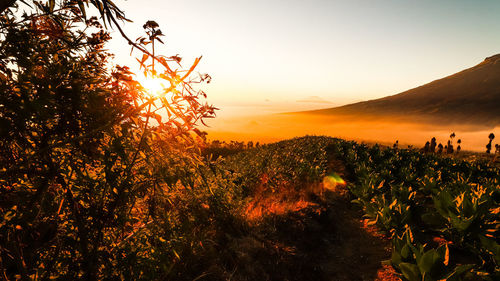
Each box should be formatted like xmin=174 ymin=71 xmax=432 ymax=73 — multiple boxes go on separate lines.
xmin=305 ymin=55 xmax=500 ymax=126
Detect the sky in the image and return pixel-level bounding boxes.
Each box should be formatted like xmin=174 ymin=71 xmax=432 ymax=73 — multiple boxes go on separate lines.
xmin=107 ymin=0 xmax=500 ymax=116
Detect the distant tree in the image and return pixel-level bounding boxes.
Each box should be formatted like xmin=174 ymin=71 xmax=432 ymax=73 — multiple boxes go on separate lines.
xmin=393 ymin=140 xmax=399 ymax=149
xmin=486 ymin=133 xmax=495 ymax=153
xmin=212 ymin=140 xmax=222 ymax=148
xmin=437 ymin=143 xmax=444 ymax=154
xmin=457 ymin=139 xmax=461 ymax=153
xmin=430 ymin=137 xmax=437 ymax=153
xmin=491 ymin=144 xmax=500 ymax=164
xmin=423 ymin=141 xmax=430 ymax=153
xmin=247 ymin=141 xmax=254 ymax=149
xmin=446 ymin=140 xmax=454 ymax=154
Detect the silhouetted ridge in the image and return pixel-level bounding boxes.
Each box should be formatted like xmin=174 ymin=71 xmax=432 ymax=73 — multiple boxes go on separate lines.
xmin=306 ymin=54 xmax=500 ymax=126
xmin=483 ymin=54 xmax=500 ymax=64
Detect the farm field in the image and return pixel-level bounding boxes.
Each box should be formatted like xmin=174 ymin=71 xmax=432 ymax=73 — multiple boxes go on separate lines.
xmin=195 ymin=136 xmax=500 ymax=280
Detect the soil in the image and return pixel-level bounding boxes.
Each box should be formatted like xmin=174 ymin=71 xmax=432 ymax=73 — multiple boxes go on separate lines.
xmin=215 ymin=158 xmax=401 ymax=281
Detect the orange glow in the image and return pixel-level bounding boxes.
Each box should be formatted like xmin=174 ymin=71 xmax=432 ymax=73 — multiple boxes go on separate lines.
xmin=205 ymin=112 xmax=499 ymax=152
xmin=137 ymin=74 xmax=166 ymax=97
xmin=323 ymin=173 xmax=346 ymax=192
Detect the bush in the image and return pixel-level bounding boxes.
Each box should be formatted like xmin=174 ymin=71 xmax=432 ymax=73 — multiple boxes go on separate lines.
xmin=0 ymin=1 xmax=219 ymax=279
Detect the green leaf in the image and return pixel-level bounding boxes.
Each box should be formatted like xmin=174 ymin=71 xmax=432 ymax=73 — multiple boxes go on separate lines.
xmin=449 ymin=213 xmax=474 ymax=232
xmin=399 ymin=262 xmax=421 ymax=281
xmin=479 ymin=235 xmax=500 ymax=264
xmin=417 ymin=249 xmax=439 ymax=275
xmin=392 ymin=251 xmax=403 ymax=266
xmin=401 ymin=244 xmax=411 ymax=259
xmin=444 ymin=264 xmax=475 ymax=281
xmin=409 ymin=243 xmax=422 ymax=262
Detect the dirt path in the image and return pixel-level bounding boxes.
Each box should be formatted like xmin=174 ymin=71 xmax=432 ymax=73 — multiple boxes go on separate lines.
xmin=228 ymin=194 xmax=399 ymax=280
xmin=312 ymin=193 xmax=400 ymax=281
xmin=222 ymin=182 xmax=399 ymax=280
xmin=219 ymin=153 xmax=401 ymax=281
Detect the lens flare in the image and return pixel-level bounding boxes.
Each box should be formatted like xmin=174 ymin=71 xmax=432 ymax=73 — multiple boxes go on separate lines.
xmin=137 ymin=75 xmax=165 ymax=96
xmin=322 ymin=172 xmax=346 ymax=191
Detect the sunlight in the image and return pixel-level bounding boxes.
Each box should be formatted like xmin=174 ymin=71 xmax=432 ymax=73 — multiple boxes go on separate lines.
xmin=322 ymin=172 xmax=346 ymax=191
xmin=137 ymin=74 xmax=166 ymax=97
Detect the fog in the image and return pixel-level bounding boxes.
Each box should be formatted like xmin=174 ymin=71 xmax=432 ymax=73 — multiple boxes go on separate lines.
xmin=204 ymin=112 xmax=499 ymax=152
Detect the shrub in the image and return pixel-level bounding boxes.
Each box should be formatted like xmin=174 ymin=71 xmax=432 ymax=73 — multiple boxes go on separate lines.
xmin=0 ymin=1 xmax=217 ymax=279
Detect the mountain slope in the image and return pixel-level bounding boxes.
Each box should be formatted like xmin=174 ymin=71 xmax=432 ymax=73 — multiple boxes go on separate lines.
xmin=307 ymin=54 xmax=500 ymax=126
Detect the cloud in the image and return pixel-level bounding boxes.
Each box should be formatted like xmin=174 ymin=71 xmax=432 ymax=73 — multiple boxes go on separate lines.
xmin=296 ymin=96 xmax=334 ymax=104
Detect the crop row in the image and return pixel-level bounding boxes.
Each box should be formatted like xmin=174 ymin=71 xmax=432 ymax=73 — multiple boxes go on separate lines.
xmin=211 ymin=136 xmax=499 ymax=280
xmin=332 ymin=139 xmax=499 ymax=280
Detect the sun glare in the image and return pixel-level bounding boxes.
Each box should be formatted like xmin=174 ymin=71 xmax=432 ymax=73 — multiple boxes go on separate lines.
xmin=322 ymin=172 xmax=346 ymax=192
xmin=137 ymin=75 xmax=166 ymax=97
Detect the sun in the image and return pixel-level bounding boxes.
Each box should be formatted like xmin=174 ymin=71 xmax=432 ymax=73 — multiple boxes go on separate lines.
xmin=137 ymin=74 xmax=166 ymax=97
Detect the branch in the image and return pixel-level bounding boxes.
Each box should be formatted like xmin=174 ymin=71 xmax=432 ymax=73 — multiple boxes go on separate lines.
xmin=105 ymin=6 xmax=182 ymax=76
xmin=0 ymin=0 xmax=17 ymax=15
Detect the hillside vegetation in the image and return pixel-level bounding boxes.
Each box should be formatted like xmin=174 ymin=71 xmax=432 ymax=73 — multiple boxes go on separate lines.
xmin=204 ymin=136 xmax=500 ymax=280
xmin=2 ymin=128 xmax=499 ymax=279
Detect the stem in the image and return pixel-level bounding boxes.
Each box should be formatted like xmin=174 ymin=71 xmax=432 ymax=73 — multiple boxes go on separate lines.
xmin=152 ymin=33 xmax=155 ymax=74
xmin=106 ymin=101 xmax=152 ymax=224
xmin=127 ymin=102 xmax=152 ymax=176
xmin=106 ymin=10 xmax=177 ymax=75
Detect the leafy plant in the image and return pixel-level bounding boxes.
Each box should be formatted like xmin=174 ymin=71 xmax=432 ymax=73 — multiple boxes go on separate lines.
xmin=330 ymin=137 xmax=499 ymax=280
xmin=0 ymin=1 xmax=217 ymax=279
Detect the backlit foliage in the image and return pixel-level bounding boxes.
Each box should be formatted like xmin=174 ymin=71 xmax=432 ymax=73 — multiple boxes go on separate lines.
xmin=0 ymin=1 xmax=219 ymax=279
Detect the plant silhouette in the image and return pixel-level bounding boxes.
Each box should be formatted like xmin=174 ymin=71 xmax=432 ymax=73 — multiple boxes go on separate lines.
xmin=437 ymin=143 xmax=443 ymax=154
xmin=423 ymin=141 xmax=430 ymax=153
xmin=486 ymin=133 xmax=495 ymax=153
xmin=430 ymin=137 xmax=437 ymax=153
